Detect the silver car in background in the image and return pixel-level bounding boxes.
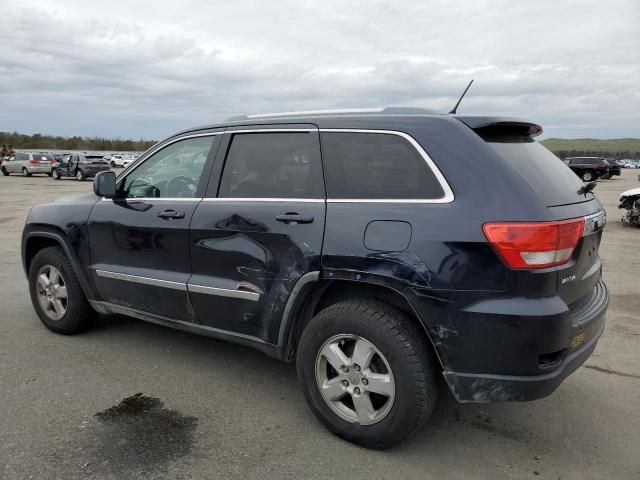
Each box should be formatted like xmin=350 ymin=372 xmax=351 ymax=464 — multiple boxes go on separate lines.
xmin=1 ymin=152 xmax=54 ymax=177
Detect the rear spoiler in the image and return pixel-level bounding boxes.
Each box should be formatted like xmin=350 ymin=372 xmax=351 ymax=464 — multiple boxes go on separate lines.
xmin=454 ymin=116 xmax=543 ymax=137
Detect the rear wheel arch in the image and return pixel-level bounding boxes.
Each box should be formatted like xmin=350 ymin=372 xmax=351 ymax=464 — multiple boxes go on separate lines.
xmin=279 ymin=276 xmax=443 ymax=368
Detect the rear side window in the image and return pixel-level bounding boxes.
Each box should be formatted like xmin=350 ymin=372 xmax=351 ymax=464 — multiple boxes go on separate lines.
xmin=321 ymin=132 xmax=445 ymax=199
xmin=218 ymin=132 xmax=324 ymax=199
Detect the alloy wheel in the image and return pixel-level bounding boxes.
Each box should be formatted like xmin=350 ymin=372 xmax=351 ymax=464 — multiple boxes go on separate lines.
xmin=315 ymin=334 xmax=395 ymax=425
xmin=35 ymin=265 xmax=68 ymax=321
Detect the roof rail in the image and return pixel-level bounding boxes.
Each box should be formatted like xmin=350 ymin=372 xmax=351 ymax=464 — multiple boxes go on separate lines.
xmin=226 ymin=106 xmax=438 ymax=121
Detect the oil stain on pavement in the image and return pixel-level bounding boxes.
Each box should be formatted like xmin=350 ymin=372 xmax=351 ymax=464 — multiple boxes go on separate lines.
xmin=67 ymin=393 xmax=198 ymax=478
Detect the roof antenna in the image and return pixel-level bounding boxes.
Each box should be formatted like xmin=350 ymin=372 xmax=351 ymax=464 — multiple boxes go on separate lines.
xmin=448 ymin=79 xmax=474 ymax=114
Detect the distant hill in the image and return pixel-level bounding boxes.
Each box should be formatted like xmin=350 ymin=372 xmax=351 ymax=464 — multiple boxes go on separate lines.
xmin=1 ymin=130 xmax=638 ymax=159
xmin=541 ymin=138 xmax=640 ymax=160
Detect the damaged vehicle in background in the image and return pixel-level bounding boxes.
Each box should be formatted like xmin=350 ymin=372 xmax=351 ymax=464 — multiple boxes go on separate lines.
xmin=21 ymin=108 xmax=609 ymax=449
xmin=619 ymin=186 xmax=640 ymax=226
xmin=52 ymin=153 xmax=110 ymax=181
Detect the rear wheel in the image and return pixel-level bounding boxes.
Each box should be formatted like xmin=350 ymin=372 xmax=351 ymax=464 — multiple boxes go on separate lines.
xmin=110 ymin=160 xmax=116 ymax=168
xmin=76 ymin=169 xmax=86 ymax=181
xmin=28 ymin=246 xmax=96 ymax=334
xmin=296 ymin=299 xmax=437 ymax=449
xmin=1 ymin=167 xmax=8 ymax=176
xmin=47 ymin=171 xmax=53 ymax=177
xmin=581 ymin=170 xmax=594 ymax=182
xmin=22 ymin=167 xmax=32 ymax=177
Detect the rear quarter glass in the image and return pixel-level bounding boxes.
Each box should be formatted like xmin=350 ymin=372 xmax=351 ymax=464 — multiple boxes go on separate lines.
xmin=486 ymin=140 xmax=592 ymax=207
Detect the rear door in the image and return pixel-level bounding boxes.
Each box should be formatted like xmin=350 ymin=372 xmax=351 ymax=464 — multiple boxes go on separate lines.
xmin=188 ymin=125 xmax=325 ymax=343
xmin=88 ymin=132 xmax=221 ymax=321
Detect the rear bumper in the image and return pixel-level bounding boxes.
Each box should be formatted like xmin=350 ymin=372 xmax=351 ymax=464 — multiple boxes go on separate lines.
xmin=442 ymin=279 xmax=608 ymax=403
xmin=27 ymin=165 xmax=52 ymax=173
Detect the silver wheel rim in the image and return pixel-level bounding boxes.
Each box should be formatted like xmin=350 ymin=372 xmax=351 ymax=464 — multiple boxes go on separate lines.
xmin=76 ymin=171 xmax=82 ymax=180
xmin=35 ymin=265 xmax=68 ymax=321
xmin=315 ymin=334 xmax=395 ymax=425
xmin=584 ymin=173 xmax=592 ymax=181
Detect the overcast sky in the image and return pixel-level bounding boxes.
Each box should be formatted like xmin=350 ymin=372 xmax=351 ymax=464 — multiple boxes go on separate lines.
xmin=1 ymin=0 xmax=638 ymax=140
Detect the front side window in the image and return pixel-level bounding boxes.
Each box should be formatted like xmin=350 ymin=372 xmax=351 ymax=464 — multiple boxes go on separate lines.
xmin=321 ymin=132 xmax=445 ymax=199
xmin=122 ymin=136 xmax=215 ymax=198
xmin=15 ymin=152 xmax=29 ymax=161
xmin=218 ymin=132 xmax=324 ymax=199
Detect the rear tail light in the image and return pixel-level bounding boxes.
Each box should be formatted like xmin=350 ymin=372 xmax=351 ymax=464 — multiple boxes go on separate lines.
xmin=483 ymin=218 xmax=585 ymax=269
xmin=29 ymin=159 xmax=38 ymax=164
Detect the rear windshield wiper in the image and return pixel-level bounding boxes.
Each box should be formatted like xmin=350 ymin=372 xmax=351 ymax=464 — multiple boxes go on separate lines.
xmin=577 ymin=181 xmax=597 ymax=196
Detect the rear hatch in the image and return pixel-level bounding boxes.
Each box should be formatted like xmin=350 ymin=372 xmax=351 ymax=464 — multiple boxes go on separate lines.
xmin=34 ymin=154 xmax=53 ymax=164
xmin=462 ymin=119 xmax=604 ymax=308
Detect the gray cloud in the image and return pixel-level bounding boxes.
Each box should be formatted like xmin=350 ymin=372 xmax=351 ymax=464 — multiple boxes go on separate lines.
xmin=1 ymin=0 xmax=638 ymax=139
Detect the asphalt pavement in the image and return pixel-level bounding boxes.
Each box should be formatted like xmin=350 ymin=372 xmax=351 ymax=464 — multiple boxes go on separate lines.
xmin=0 ymin=170 xmax=639 ymax=480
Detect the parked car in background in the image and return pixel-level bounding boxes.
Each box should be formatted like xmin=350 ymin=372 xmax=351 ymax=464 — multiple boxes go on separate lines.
xmin=22 ymin=109 xmax=608 ymax=449
xmin=626 ymin=160 xmax=640 ymax=169
xmin=564 ymin=157 xmax=611 ymax=181
xmin=122 ymin=155 xmax=135 ymax=168
xmin=600 ymin=159 xmax=621 ymax=179
xmin=1 ymin=152 xmax=54 ymax=176
xmin=109 ymin=154 xmax=126 ymax=168
xmin=52 ymin=153 xmax=110 ymax=181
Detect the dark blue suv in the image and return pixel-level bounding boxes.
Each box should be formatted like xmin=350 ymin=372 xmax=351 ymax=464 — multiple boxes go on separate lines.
xmin=22 ymin=109 xmax=608 ymax=448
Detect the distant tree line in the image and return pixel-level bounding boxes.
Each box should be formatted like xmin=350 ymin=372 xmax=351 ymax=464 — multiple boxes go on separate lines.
xmin=548 ymin=150 xmax=639 ymax=160
xmin=0 ymin=131 xmax=156 ymax=152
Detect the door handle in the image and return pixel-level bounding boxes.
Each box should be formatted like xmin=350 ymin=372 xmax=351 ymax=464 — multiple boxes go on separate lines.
xmin=157 ymin=209 xmax=185 ymax=219
xmin=275 ymin=213 xmax=314 ymax=224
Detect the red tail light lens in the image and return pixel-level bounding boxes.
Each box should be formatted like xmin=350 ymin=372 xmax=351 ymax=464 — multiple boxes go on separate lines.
xmin=29 ymin=159 xmax=38 ymax=164
xmin=483 ymin=218 xmax=585 ymax=269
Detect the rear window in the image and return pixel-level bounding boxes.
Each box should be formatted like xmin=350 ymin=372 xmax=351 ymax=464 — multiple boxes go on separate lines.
xmin=321 ymin=132 xmax=445 ymax=199
xmin=486 ymin=139 xmax=592 ymax=206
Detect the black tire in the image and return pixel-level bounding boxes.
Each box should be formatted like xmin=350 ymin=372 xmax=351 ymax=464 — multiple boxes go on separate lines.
xmin=47 ymin=171 xmax=53 ymax=177
xmin=22 ymin=167 xmax=32 ymax=177
xmin=76 ymin=169 xmax=86 ymax=181
xmin=1 ymin=167 xmax=8 ymax=176
xmin=28 ymin=246 xmax=97 ymax=334
xmin=53 ymin=169 xmax=62 ymax=180
xmin=296 ymin=299 xmax=437 ymax=449
xmin=110 ymin=160 xmax=116 ymax=168
xmin=581 ymin=170 xmax=594 ymax=182
xmin=599 ymin=172 xmax=611 ymax=180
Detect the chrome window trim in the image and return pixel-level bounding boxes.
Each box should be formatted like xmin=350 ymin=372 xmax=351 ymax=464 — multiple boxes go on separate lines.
xmin=95 ymin=269 xmax=187 ymax=291
xmin=100 ymin=197 xmax=202 ymax=202
xmin=202 ymin=198 xmax=324 ymax=203
xmin=188 ymin=284 xmax=260 ymax=302
xmin=226 ymin=128 xmax=317 ymax=134
xmin=318 ymin=128 xmax=454 ymax=204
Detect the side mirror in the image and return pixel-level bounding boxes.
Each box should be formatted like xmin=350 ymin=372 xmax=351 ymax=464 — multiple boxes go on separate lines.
xmin=93 ymin=171 xmax=117 ymax=198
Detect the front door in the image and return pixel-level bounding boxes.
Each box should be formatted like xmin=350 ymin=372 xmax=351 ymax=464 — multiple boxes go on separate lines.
xmin=189 ymin=126 xmax=326 ymax=343
xmin=88 ymin=132 xmax=221 ymax=321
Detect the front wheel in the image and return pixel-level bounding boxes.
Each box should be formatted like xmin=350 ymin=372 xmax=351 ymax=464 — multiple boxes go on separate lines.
xmin=28 ymin=246 xmax=96 ymax=334
xmin=1 ymin=167 xmax=8 ymax=176
xmin=600 ymin=171 xmax=611 ymax=180
xmin=53 ymin=169 xmax=62 ymax=180
xmin=76 ymin=169 xmax=86 ymax=181
xmin=296 ymin=299 xmax=438 ymax=449
xmin=110 ymin=161 xmax=116 ymax=168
